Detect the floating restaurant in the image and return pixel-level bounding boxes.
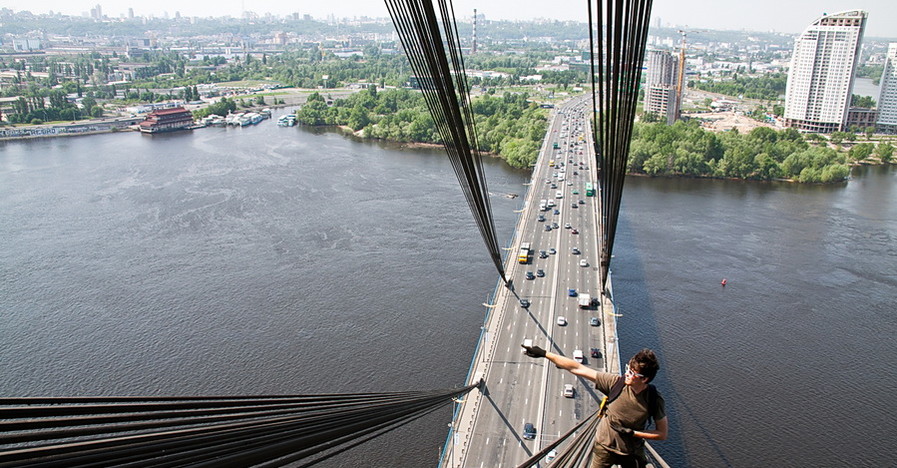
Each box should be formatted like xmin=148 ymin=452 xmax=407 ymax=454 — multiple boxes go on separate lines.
xmin=138 ymin=107 xmax=195 ymax=134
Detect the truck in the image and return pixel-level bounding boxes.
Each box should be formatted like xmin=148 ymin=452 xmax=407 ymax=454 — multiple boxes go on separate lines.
xmin=578 ymin=293 xmax=591 ymax=309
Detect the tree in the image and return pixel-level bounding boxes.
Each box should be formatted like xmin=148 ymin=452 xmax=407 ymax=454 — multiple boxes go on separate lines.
xmin=876 ymin=142 xmax=894 ymax=163
xmin=848 ymin=143 xmax=874 ymax=162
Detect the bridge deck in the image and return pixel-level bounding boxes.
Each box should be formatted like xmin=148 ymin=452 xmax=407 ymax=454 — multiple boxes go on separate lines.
xmin=441 ymin=95 xmax=626 ymax=468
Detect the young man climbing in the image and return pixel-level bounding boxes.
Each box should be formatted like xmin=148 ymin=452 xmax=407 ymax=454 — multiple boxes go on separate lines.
xmin=522 ymin=346 xmax=668 ymax=468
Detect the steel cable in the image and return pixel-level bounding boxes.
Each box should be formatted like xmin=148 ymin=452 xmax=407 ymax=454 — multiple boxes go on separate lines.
xmin=384 ymin=0 xmax=506 ymax=281
xmin=0 ymin=385 xmax=476 ymax=467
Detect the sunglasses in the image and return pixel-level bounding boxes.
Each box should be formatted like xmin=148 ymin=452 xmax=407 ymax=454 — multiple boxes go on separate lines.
xmin=625 ymin=367 xmax=645 ymax=378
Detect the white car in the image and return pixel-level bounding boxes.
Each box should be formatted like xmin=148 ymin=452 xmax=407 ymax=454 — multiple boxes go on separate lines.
xmin=573 ymin=349 xmax=584 ymax=363
xmin=556 ymin=316 xmax=567 ymax=326
xmin=563 ymin=384 xmax=574 ymax=398
xmin=579 ymin=259 xmax=589 ymax=267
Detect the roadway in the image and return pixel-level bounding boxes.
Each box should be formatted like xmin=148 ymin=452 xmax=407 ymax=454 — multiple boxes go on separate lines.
xmin=442 ymin=95 xmax=617 ymax=468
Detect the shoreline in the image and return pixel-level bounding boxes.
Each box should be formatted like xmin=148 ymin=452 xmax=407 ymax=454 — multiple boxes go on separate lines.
xmin=5 ymin=119 xmax=890 ymax=183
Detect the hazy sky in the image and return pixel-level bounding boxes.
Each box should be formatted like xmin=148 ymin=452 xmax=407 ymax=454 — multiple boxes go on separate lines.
xmin=17 ymin=0 xmax=897 ymax=38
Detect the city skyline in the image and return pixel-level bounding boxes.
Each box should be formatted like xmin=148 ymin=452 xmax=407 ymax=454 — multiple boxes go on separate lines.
xmin=8 ymin=1 xmax=896 ymax=38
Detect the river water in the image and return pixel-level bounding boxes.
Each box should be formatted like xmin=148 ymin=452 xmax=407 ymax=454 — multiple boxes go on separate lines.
xmin=1 ymin=116 xmax=894 ymax=467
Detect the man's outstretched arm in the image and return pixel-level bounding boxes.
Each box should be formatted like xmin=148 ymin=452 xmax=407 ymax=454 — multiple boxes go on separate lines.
xmin=522 ymin=345 xmax=599 ymax=382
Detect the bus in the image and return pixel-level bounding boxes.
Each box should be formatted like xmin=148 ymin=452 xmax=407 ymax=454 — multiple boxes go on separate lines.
xmin=518 ymin=242 xmax=531 ymax=264
xmin=585 ymin=182 xmax=595 ymax=197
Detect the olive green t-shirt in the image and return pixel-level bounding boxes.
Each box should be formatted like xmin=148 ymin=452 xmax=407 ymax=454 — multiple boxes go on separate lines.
xmin=593 ymin=372 xmax=666 ymax=455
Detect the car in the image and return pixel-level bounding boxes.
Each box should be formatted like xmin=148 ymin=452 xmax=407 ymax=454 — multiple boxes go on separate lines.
xmin=554 ymin=209 xmax=560 ymax=215
xmin=523 ymin=422 xmax=537 ymax=440
xmin=567 ymin=182 xmax=573 ymax=186
xmin=520 ymin=299 xmax=530 ymax=308
xmin=550 ymin=183 xmax=557 ymax=189
xmin=590 ymin=347 xmax=603 ymax=358
xmin=568 ymin=288 xmax=577 ymax=297
xmin=579 ymin=199 xmax=585 ymax=204
xmin=526 ymin=271 xmax=535 ymax=280
xmin=563 ymin=384 xmax=574 ymax=398
xmin=545 ymin=225 xmax=552 ymax=231
xmin=571 ymin=203 xmax=578 ymax=208
xmin=539 ymin=250 xmax=548 ymax=258
xmin=572 ymin=189 xmax=579 ymax=194
xmin=571 ymin=229 xmax=579 ymax=234
xmin=536 ymin=269 xmax=545 ymax=277
xmin=549 ymin=248 xmax=557 ymax=255
xmin=573 ymin=171 xmax=579 ymax=175
xmin=564 ymin=223 xmax=572 ymax=229
xmin=590 ymin=317 xmax=600 ymax=326
xmin=572 ymin=247 xmax=580 ymax=254
xmin=557 ymin=316 xmax=567 ymax=326
xmin=537 ymin=215 xmax=545 ymax=222
xmin=546 ymin=449 xmax=558 ymax=462
xmin=573 ymin=349 xmax=584 ymax=363
xmin=552 ymin=222 xmax=559 ymax=229
xmin=580 ymin=259 xmax=589 ymax=267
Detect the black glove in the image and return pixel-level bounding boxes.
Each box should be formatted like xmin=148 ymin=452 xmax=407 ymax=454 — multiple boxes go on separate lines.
xmin=610 ymin=423 xmax=634 ymax=436
xmin=522 ymin=345 xmax=546 ymax=358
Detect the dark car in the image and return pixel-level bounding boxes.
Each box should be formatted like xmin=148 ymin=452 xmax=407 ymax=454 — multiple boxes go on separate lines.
xmin=536 ymin=269 xmax=545 ymax=277
xmin=571 ymin=203 xmax=578 ymax=209
xmin=520 ymin=299 xmax=531 ymax=308
xmin=590 ymin=317 xmax=600 ymax=326
xmin=579 ymin=199 xmax=586 ymax=204
xmin=539 ymin=250 xmax=548 ymax=258
xmin=590 ymin=347 xmax=603 ymax=358
xmin=545 ymin=225 xmax=552 ymax=231
xmin=537 ymin=214 xmax=545 ymax=222
xmin=571 ymin=229 xmax=579 ymax=234
xmin=523 ymin=422 xmax=537 ymax=440
xmin=525 ymin=271 xmax=535 ymax=280
xmin=554 ymin=209 xmax=560 ymax=215
xmin=568 ymin=288 xmax=577 ymax=297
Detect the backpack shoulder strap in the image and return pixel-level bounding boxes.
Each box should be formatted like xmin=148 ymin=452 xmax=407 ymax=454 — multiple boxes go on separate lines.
xmin=644 ymin=384 xmax=658 ymax=428
xmin=597 ymin=376 xmax=626 ymax=418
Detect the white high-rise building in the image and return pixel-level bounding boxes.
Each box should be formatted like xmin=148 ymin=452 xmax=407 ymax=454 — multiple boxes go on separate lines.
xmin=784 ymin=10 xmax=867 ymax=133
xmin=643 ymin=49 xmax=679 ymax=125
xmin=877 ymin=43 xmax=897 ymax=134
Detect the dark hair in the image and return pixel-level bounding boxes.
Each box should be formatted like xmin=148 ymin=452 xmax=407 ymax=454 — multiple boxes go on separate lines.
xmin=629 ymin=349 xmax=660 ymax=382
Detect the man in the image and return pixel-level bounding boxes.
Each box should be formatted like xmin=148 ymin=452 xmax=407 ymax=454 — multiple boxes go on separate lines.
xmin=522 ymin=346 xmax=668 ymax=468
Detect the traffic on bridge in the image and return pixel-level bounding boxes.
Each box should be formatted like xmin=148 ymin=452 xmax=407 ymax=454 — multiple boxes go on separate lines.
xmin=442 ymin=96 xmax=625 ymax=468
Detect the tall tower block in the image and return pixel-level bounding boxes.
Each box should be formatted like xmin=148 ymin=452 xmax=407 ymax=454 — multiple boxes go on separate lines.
xmin=876 ymin=43 xmax=897 ymax=134
xmin=784 ymin=10 xmax=867 ymax=133
xmin=472 ymin=9 xmax=477 ymax=54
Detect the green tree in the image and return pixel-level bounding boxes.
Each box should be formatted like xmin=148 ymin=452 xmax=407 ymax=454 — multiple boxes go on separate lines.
xmin=848 ymin=143 xmax=875 ymax=162
xmin=876 ymin=142 xmax=894 ymax=163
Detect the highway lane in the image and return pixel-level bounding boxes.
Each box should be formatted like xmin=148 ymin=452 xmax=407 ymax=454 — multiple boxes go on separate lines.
xmin=444 ymin=95 xmax=611 ymax=468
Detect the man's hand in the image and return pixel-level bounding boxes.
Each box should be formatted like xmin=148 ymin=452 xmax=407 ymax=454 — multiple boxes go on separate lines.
xmin=610 ymin=423 xmax=634 ymax=436
xmin=521 ymin=344 xmax=546 ymax=358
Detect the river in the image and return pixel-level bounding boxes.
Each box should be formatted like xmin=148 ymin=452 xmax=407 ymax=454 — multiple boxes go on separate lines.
xmin=1 ymin=117 xmax=894 ymax=467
